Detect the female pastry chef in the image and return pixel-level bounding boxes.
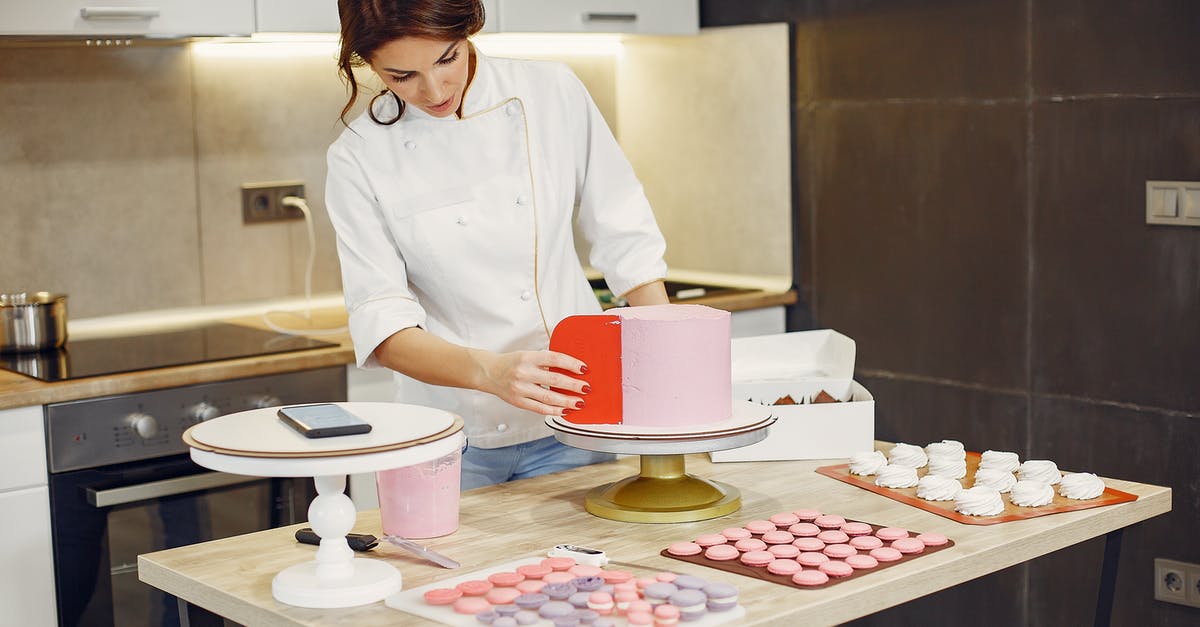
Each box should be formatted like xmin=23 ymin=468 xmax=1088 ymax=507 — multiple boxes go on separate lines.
xmin=326 ymin=0 xmax=670 ymax=489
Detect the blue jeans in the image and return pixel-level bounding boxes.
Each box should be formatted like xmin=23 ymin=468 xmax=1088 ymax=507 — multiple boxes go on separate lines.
xmin=461 ymin=436 xmax=615 ymax=491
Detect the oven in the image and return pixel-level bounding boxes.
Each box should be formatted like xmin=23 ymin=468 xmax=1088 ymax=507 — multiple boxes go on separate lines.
xmin=45 ymin=367 xmax=346 ymax=627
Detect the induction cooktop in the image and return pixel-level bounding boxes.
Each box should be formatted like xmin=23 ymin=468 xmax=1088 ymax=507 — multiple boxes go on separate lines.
xmin=0 ymin=323 xmax=338 ymax=382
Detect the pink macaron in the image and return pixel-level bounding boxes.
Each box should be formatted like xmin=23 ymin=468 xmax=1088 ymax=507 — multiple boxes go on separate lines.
xmin=485 ymin=587 xmax=522 ymax=605
xmin=456 ymin=580 xmax=494 ymax=596
xmin=542 ymin=571 xmax=575 ymax=584
xmin=734 ymin=538 xmax=767 ymax=552
xmin=423 ymin=587 xmax=462 ymax=605
xmin=792 ymin=508 xmax=823 ymax=521
xmin=704 ymin=544 xmax=740 ymax=561
xmin=769 ymin=512 xmax=801 ymax=527
xmin=740 ymin=550 xmax=775 ymax=567
xmin=569 ymin=565 xmax=603 ymax=577
xmin=875 ymin=527 xmax=909 ymax=541
xmin=792 ymin=569 xmax=830 ymax=586
xmin=541 ymin=557 xmax=576 ymax=571
xmin=694 ymin=533 xmax=728 ymax=548
xmin=516 ymin=563 xmax=552 ymax=580
xmin=488 ymin=572 xmax=526 ymax=587
xmin=761 ymin=530 xmax=795 ymax=545
xmin=667 ymin=541 xmax=703 ymax=557
xmin=818 ymin=560 xmax=854 ymax=577
xmin=849 ymin=535 xmax=884 ymax=551
xmin=788 ymin=522 xmax=821 ymax=537
xmin=813 ymin=515 xmax=847 ymax=529
xmin=891 ymin=537 xmax=926 ymax=554
xmin=797 ymin=551 xmax=830 ymax=567
xmin=721 ymin=527 xmax=752 ymax=541
xmin=766 ymin=559 xmax=803 ymax=576
xmin=869 ymin=547 xmax=903 ymax=562
xmin=845 ymin=554 xmax=880 ymax=570
xmin=600 ymin=570 xmax=634 ymax=584
xmin=452 ymin=596 xmax=491 ymax=614
xmin=793 ymin=537 xmax=826 ymax=552
xmin=916 ymin=532 xmax=950 ymax=547
xmin=515 ymin=580 xmax=546 ymax=593
xmin=744 ymin=520 xmax=777 ymax=535
xmin=768 ymin=544 xmax=801 ymax=559
xmin=840 ymin=522 xmax=874 ymax=536
xmin=816 ymin=530 xmax=850 ymax=544
xmin=823 ymin=543 xmax=857 ymax=559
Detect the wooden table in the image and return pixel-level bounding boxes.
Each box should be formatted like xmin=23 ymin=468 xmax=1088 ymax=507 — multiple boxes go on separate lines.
xmin=139 ymin=451 xmax=1170 ymax=626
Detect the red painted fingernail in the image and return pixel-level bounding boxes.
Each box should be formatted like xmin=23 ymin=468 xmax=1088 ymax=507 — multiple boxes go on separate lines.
xmin=580 ymin=365 xmax=589 ymax=374
xmin=581 ymin=385 xmax=591 ymax=394
xmin=562 ymin=408 xmax=573 ymax=415
xmin=575 ymin=400 xmax=585 ymax=409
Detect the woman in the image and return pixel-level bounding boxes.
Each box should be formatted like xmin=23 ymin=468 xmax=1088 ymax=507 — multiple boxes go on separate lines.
xmin=326 ymin=0 xmax=670 ymax=490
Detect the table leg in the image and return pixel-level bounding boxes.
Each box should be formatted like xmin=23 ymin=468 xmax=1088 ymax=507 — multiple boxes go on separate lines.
xmin=176 ymin=597 xmax=223 ymax=627
xmin=1093 ymin=528 xmax=1123 ymax=627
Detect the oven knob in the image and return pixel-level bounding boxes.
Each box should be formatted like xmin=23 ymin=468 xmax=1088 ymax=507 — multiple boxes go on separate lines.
xmin=124 ymin=412 xmax=160 ymax=440
xmin=251 ymin=395 xmax=282 ymax=409
xmin=190 ymin=402 xmax=221 ymax=422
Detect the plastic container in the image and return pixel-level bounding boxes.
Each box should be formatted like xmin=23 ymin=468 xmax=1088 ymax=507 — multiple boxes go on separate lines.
xmin=376 ymin=448 xmax=461 ymax=538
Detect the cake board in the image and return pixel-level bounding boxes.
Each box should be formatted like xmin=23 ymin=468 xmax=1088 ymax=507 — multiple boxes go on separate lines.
xmin=546 ymin=401 xmax=775 ymax=524
xmin=183 ymin=402 xmax=465 ymax=609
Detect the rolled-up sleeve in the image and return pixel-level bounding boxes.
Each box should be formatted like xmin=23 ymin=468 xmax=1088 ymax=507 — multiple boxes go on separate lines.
xmin=563 ymin=68 xmax=668 ymax=297
xmin=325 ymin=137 xmax=426 ymax=368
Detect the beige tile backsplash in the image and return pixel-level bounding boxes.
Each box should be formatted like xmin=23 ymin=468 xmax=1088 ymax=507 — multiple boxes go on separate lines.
xmin=0 ymin=25 xmax=789 ymax=319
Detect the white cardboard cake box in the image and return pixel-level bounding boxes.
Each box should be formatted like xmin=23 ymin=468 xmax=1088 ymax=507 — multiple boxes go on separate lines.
xmin=710 ymin=329 xmax=875 ymax=462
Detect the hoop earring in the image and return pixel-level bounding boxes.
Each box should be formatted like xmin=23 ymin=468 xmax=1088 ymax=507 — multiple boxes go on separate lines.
xmin=368 ymin=89 xmax=404 ymax=125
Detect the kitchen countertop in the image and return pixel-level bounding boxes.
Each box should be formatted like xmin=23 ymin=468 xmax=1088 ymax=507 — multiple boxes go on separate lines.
xmin=0 ymin=284 xmax=796 ymax=410
xmin=138 ymin=447 xmax=1170 ymax=626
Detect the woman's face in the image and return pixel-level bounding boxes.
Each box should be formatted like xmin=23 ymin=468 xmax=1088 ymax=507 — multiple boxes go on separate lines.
xmin=369 ymin=37 xmax=469 ymax=118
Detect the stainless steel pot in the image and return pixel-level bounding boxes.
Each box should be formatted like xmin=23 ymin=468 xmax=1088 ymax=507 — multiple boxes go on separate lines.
xmin=0 ymin=292 xmax=68 ymax=353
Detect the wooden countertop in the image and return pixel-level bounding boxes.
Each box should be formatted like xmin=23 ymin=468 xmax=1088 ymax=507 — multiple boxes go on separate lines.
xmin=139 ymin=448 xmax=1170 ymax=626
xmin=0 ymin=290 xmax=795 ymax=410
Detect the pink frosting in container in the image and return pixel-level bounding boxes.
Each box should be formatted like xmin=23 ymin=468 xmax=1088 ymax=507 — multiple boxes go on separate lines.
xmin=377 ymin=448 xmax=461 ymax=538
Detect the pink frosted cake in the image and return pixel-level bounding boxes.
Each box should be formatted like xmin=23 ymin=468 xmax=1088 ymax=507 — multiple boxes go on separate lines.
xmin=549 ymin=304 xmax=731 ymax=427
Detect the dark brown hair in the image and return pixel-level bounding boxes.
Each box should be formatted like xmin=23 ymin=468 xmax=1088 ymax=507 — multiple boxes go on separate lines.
xmin=337 ymin=0 xmax=486 ymax=126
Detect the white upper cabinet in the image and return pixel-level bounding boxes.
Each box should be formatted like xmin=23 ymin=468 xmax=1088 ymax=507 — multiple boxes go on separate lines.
xmin=499 ymin=0 xmax=697 ymax=35
xmin=253 ymin=0 xmax=498 ymax=34
xmin=0 ymin=0 xmax=254 ymax=36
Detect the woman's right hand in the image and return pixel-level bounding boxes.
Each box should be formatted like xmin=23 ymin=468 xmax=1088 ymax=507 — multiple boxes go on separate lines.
xmin=470 ymin=348 xmax=589 ymax=416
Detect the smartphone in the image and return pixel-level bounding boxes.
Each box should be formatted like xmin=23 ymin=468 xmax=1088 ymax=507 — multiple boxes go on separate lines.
xmin=277 ymin=403 xmax=373 ymax=438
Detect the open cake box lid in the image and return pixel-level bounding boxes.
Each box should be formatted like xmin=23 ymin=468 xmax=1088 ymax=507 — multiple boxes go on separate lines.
xmin=731 ymin=330 xmax=856 ymax=382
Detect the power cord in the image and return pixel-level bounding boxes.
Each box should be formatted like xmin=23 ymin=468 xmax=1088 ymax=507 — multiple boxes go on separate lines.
xmin=260 ymin=195 xmax=348 ymax=336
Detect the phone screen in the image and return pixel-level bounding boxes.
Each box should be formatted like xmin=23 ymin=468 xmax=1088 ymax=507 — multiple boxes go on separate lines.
xmin=278 ymin=404 xmax=372 ymax=438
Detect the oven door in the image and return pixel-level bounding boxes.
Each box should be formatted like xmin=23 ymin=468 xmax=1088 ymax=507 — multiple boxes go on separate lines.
xmin=49 ymin=455 xmax=307 ymax=627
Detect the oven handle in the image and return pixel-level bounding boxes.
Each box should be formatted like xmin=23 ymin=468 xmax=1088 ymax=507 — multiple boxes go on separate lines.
xmin=86 ymin=471 xmax=266 ymax=508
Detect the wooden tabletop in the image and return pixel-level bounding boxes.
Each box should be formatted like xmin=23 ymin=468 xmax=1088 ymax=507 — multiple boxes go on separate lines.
xmin=138 ymin=448 xmax=1170 ymax=626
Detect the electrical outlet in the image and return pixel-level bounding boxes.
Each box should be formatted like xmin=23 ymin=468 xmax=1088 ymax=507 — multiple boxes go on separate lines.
xmin=1154 ymin=558 xmax=1200 ymax=608
xmin=241 ymin=180 xmax=306 ymax=224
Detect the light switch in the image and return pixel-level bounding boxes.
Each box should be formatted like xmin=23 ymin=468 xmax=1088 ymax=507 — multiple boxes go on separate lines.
xmin=1155 ymin=187 xmax=1179 ymax=217
xmin=1146 ymin=180 xmax=1200 ymax=226
xmin=1183 ymin=185 xmax=1200 ymax=219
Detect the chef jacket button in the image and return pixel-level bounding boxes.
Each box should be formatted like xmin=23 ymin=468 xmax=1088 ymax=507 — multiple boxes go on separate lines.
xmin=520 ymin=290 xmax=533 ymax=301
xmin=516 ymin=194 xmax=528 ymax=206
xmin=404 ymin=140 xmax=416 ymax=150
xmin=505 ymin=102 xmax=519 ymax=116
xmin=455 ymin=216 xmax=468 ymax=226
xmin=496 ymin=423 xmax=508 ymax=432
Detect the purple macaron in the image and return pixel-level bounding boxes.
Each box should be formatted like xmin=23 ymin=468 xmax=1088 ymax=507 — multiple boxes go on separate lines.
xmin=702 ymin=582 xmax=738 ymax=612
xmin=669 ymin=588 xmax=708 ymax=621
xmin=642 ymin=582 xmax=679 ymax=605
xmin=541 ymin=583 xmax=577 ymax=600
xmin=671 ymin=575 xmax=708 ymax=590
xmin=513 ymin=593 xmax=549 ymax=610
xmin=538 ymin=600 xmax=576 ymax=619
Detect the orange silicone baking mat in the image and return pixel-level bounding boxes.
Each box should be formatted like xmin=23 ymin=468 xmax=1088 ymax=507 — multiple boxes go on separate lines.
xmin=816 ymin=452 xmax=1137 ymax=525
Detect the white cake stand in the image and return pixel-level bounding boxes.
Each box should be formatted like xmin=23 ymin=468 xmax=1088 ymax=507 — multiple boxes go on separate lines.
xmin=545 ymin=401 xmax=774 ymax=523
xmin=183 ymin=402 xmax=465 ymax=609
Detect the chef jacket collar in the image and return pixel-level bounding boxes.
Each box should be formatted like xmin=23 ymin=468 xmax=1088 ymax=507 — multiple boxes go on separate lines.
xmin=401 ymin=43 xmax=498 ymax=123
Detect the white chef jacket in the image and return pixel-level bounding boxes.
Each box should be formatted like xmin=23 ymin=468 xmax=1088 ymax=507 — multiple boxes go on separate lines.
xmin=325 ymin=49 xmax=668 ymax=448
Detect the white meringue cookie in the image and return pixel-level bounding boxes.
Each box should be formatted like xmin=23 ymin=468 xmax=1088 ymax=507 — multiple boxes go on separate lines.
xmin=925 ymin=439 xmax=966 ymax=460
xmin=978 ymin=450 xmax=1021 ymax=473
xmin=1018 ymin=460 xmax=1062 ymax=485
xmin=954 ymin=485 xmax=1005 ymax=516
xmin=927 ymin=456 xmax=967 ymax=479
xmin=1010 ymin=480 xmax=1055 ymax=507
xmin=973 ymin=467 xmax=1018 ymax=493
xmin=916 ymin=474 xmax=963 ymax=501
xmin=1058 ymin=472 xmax=1105 ymax=500
xmin=888 ymin=443 xmax=928 ymax=469
xmin=849 ymin=450 xmax=888 ymax=476
xmin=874 ymin=464 xmax=919 ymax=488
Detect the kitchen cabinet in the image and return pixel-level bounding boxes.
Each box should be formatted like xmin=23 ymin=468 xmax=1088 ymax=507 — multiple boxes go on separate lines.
xmin=500 ymin=0 xmax=698 ymax=35
xmin=0 ymin=0 xmax=254 ymax=37
xmin=0 ymin=405 xmax=56 ymax=625
xmin=253 ymin=0 xmax=499 ymax=33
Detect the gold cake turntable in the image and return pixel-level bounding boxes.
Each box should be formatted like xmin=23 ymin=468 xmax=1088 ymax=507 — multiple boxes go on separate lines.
xmin=545 ymin=401 xmax=775 ymax=523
